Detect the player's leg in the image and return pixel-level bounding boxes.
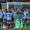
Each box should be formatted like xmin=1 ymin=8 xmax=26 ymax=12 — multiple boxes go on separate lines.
xmin=22 ymin=19 xmax=25 ymax=27
xmin=7 ymin=20 xmax=10 ymax=28
xmin=1 ymin=18 xmax=3 ymax=28
xmin=0 ymin=22 xmax=1 ymax=28
xmin=7 ymin=20 xmax=13 ymax=28
xmin=11 ymin=17 xmax=14 ymax=28
xmin=8 ymin=20 xmax=12 ymax=28
xmin=27 ymin=19 xmax=30 ymax=26
xmin=0 ymin=18 xmax=1 ymax=28
xmin=10 ymin=21 xmax=13 ymax=28
xmin=5 ymin=19 xmax=7 ymax=28
xmin=3 ymin=24 xmax=7 ymax=30
xmin=23 ymin=22 xmax=25 ymax=27
xmin=0 ymin=18 xmax=3 ymax=28
xmin=3 ymin=19 xmax=7 ymax=30
xmin=23 ymin=18 xmax=27 ymax=27
xmin=8 ymin=24 xmax=11 ymax=28
xmin=29 ymin=20 xmax=30 ymax=26
xmin=3 ymin=20 xmax=7 ymax=30
xmin=27 ymin=19 xmax=29 ymax=27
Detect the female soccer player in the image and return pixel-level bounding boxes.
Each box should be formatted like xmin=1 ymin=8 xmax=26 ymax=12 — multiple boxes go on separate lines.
xmin=2 ymin=8 xmax=7 ymax=30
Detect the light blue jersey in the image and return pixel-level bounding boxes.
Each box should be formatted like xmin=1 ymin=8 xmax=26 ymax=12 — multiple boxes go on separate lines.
xmin=6 ymin=12 xmax=13 ymax=20
xmin=0 ymin=12 xmax=3 ymax=18
xmin=3 ymin=12 xmax=7 ymax=19
xmin=23 ymin=11 xmax=29 ymax=19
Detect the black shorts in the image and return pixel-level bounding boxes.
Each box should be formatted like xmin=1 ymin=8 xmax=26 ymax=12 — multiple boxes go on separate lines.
xmin=8 ymin=23 xmax=13 ymax=27
xmin=11 ymin=17 xmax=14 ymax=21
xmin=0 ymin=18 xmax=3 ymax=22
xmin=25 ymin=18 xmax=28 ymax=21
xmin=4 ymin=19 xmax=7 ymax=21
xmin=8 ymin=24 xmax=10 ymax=26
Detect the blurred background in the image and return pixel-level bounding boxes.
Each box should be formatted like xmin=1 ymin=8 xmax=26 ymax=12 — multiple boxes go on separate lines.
xmin=0 ymin=0 xmax=30 ymax=3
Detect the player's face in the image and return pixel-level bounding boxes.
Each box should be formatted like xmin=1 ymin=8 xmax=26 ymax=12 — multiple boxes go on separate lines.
xmin=2 ymin=8 xmax=5 ymax=11
xmin=10 ymin=8 xmax=14 ymax=12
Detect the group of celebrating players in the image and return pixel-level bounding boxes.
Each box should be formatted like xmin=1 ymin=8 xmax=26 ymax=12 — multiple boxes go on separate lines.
xmin=0 ymin=7 xmax=30 ymax=30
xmin=0 ymin=7 xmax=15 ymax=29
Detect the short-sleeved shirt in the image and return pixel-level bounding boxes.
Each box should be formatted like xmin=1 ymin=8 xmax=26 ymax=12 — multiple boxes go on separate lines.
xmin=6 ymin=12 xmax=13 ymax=20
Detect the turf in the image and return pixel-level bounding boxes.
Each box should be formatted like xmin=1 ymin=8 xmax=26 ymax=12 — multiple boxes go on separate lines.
xmin=0 ymin=28 xmax=3 ymax=30
xmin=0 ymin=28 xmax=30 ymax=30
xmin=7 ymin=28 xmax=30 ymax=30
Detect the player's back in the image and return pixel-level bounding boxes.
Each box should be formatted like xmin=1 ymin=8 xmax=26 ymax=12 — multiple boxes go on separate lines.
xmin=6 ymin=12 xmax=13 ymax=20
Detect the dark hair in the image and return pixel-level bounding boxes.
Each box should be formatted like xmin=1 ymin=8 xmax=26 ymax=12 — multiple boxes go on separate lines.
xmin=5 ymin=9 xmax=8 ymax=12
xmin=0 ymin=3 xmax=1 ymax=9
xmin=10 ymin=7 xmax=14 ymax=10
xmin=9 ymin=7 xmax=14 ymax=12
